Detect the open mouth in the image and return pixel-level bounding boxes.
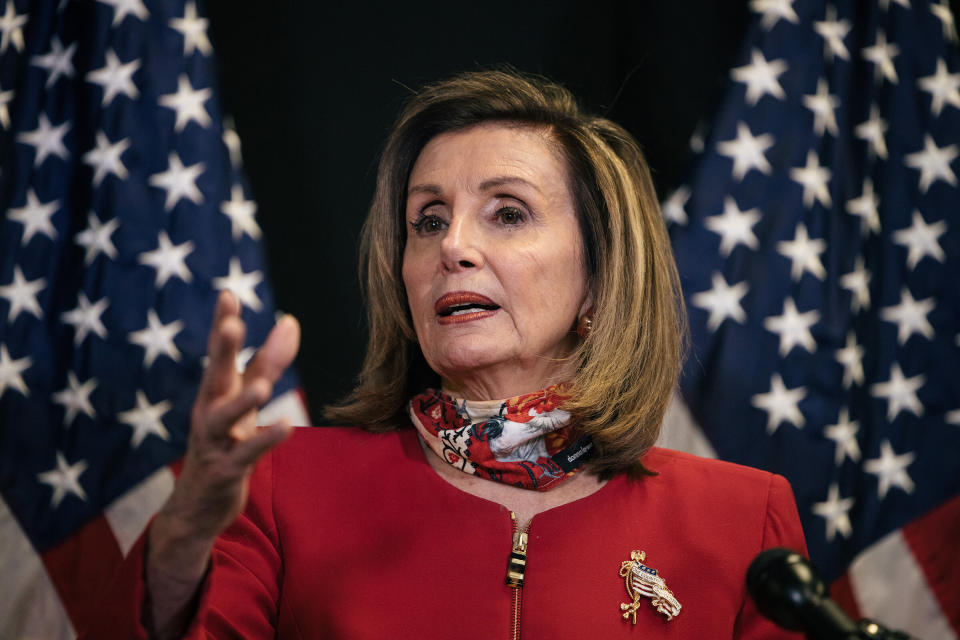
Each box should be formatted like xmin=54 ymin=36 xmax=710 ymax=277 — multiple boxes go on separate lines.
xmin=435 ymin=292 xmax=500 ymax=319
xmin=438 ymin=302 xmax=500 ymax=317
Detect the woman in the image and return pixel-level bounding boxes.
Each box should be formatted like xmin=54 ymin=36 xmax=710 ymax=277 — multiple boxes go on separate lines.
xmin=92 ymin=70 xmax=806 ymax=638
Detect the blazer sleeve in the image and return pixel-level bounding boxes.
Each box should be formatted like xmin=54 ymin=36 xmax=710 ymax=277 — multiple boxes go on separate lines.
xmin=79 ymin=450 xmax=283 ymax=639
xmin=187 ymin=446 xmax=283 ymax=637
xmin=733 ymin=473 xmax=809 ymax=640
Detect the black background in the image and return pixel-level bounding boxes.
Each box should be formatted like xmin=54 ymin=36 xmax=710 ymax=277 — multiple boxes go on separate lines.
xmin=202 ymin=1 xmax=957 ymax=420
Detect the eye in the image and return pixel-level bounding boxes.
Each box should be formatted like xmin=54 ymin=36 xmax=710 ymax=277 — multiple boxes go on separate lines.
xmin=496 ymin=206 xmax=525 ymax=225
xmin=410 ymin=214 xmax=446 ymax=235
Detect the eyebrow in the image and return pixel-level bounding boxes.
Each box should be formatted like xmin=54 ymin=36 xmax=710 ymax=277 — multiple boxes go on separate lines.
xmin=407 ymin=175 xmax=541 ymax=198
xmin=407 ymin=184 xmax=442 ymax=197
xmin=478 ymin=175 xmax=540 ymax=193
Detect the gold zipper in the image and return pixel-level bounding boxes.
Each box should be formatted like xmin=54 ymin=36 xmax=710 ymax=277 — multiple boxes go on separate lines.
xmin=506 ymin=512 xmax=529 ymax=639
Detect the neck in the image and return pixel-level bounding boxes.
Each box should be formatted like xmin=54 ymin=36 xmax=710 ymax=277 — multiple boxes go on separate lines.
xmin=440 ymin=361 xmax=577 ymax=401
xmin=418 ymin=437 xmax=607 ymax=529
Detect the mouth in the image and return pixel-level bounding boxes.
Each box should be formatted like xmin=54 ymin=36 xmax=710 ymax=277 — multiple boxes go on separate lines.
xmin=435 ymin=292 xmax=501 ymax=323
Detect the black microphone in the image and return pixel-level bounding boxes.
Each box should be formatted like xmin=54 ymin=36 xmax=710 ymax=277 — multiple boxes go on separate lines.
xmin=746 ymin=548 xmax=915 ymax=640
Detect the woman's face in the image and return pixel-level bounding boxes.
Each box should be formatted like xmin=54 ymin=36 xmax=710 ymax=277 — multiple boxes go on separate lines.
xmin=402 ymin=123 xmax=592 ymax=400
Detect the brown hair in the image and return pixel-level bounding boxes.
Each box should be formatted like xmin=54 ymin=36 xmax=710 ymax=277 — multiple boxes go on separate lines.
xmin=325 ymin=69 xmax=687 ymax=479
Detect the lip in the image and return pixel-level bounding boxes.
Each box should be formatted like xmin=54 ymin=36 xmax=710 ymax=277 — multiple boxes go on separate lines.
xmin=434 ymin=291 xmax=500 ymax=325
xmin=434 ymin=291 xmax=497 ymax=314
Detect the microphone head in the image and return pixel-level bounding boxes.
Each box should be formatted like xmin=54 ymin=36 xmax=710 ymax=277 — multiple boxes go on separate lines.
xmin=746 ymin=547 xmax=827 ymax=631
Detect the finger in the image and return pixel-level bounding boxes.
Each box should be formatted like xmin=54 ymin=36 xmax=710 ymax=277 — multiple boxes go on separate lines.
xmin=211 ymin=289 xmax=240 ymax=329
xmin=243 ymin=314 xmax=300 ymax=386
xmin=232 ymin=419 xmax=293 ymax=466
xmin=199 ymin=317 xmax=245 ymax=401
xmin=199 ymin=298 xmax=247 ymax=401
xmin=204 ymin=378 xmax=272 ymax=440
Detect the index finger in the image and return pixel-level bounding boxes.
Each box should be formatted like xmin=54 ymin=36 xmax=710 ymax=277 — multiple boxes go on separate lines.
xmin=211 ymin=289 xmax=240 ymax=327
xmin=198 ymin=291 xmax=245 ymax=401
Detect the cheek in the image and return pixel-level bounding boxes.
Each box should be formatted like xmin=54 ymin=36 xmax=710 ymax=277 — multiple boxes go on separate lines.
xmin=401 ymin=253 xmax=425 ymax=319
xmin=402 ymin=250 xmax=441 ymax=338
xmin=507 ymin=245 xmax=586 ymax=324
xmin=402 ymin=246 xmax=425 ymax=288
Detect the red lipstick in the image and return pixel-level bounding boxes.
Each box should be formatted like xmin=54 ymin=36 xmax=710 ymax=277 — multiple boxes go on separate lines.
xmin=434 ymin=291 xmax=500 ymax=325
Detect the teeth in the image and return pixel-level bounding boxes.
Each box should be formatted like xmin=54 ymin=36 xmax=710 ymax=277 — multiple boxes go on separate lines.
xmin=444 ymin=304 xmax=495 ymax=316
xmin=439 ymin=301 xmax=499 ymax=317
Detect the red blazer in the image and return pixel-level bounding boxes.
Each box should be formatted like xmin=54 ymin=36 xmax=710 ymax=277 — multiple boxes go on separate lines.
xmin=89 ymin=427 xmax=807 ymax=639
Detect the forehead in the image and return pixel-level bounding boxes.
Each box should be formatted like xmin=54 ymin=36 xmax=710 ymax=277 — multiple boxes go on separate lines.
xmin=408 ymin=123 xmax=569 ymax=190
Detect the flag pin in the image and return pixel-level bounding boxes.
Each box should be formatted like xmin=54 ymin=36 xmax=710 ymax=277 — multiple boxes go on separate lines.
xmin=619 ymin=550 xmax=682 ymax=623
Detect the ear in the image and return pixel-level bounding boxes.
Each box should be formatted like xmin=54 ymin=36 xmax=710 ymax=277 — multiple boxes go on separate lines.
xmin=575 ymin=293 xmax=595 ymax=340
xmin=577 ymin=290 xmax=594 ymax=319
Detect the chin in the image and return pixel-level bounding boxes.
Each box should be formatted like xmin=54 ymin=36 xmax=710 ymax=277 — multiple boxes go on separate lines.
xmin=425 ymin=337 xmax=516 ymax=379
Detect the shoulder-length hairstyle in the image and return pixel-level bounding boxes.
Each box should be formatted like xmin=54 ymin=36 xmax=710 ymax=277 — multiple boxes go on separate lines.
xmin=325 ymin=69 xmax=687 ymax=479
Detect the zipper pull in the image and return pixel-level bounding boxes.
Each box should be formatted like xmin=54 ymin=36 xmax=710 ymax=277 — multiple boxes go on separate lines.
xmin=506 ymin=513 xmax=528 ymax=589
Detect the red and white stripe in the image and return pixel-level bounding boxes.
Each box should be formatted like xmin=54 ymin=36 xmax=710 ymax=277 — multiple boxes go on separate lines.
xmin=657 ymin=393 xmax=960 ymax=639
xmin=1 ymin=389 xmax=308 ymax=639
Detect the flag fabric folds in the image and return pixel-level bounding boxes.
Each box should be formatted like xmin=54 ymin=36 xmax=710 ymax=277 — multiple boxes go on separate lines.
xmin=0 ymin=1 xmax=305 ymax=637
xmin=666 ymin=0 xmax=959 ymax=637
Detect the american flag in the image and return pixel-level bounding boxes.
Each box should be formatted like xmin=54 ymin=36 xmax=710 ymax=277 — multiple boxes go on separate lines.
xmin=660 ymin=0 xmax=960 ymax=637
xmin=0 ymin=1 xmax=307 ymax=637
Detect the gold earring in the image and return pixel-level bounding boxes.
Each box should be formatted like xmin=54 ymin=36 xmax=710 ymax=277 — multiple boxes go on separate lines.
xmin=577 ymin=313 xmax=593 ymax=339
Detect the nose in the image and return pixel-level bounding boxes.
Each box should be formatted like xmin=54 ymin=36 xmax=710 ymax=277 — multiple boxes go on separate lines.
xmin=440 ymin=214 xmax=484 ymax=271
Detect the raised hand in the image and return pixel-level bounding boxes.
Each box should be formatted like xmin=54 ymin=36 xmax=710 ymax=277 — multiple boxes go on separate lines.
xmin=144 ymin=291 xmax=300 ymax=636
